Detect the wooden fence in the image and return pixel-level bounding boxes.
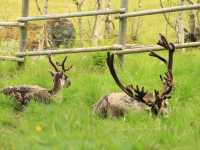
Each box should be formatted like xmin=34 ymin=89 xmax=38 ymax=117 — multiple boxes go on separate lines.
xmin=0 ymin=0 xmax=200 ymax=66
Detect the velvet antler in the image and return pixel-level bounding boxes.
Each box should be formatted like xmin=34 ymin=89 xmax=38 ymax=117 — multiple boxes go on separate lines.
xmin=106 ymin=53 xmax=149 ymax=105
xmin=149 ymin=34 xmax=175 ymax=114
xmin=48 ymin=55 xmax=59 ymax=72
xmin=106 ymin=53 xmax=134 ymax=98
xmin=56 ymin=56 xmax=73 ymax=72
xmin=48 ymin=55 xmax=72 ymax=73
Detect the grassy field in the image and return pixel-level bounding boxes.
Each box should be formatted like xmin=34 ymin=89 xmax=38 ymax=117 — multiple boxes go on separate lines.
xmin=0 ymin=50 xmax=200 ymax=149
xmin=1 ymin=0 xmax=200 ymax=149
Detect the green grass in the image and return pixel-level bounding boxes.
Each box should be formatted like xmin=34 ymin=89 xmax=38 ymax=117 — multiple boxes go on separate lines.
xmin=0 ymin=50 xmax=200 ymax=149
xmin=1 ymin=0 xmax=200 ymax=149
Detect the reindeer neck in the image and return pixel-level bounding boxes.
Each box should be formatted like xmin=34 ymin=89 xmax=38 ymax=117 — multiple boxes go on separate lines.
xmin=49 ymin=78 xmax=63 ymax=95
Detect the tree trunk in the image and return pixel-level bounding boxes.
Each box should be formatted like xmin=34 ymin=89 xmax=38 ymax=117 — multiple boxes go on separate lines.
xmin=74 ymin=0 xmax=85 ymax=47
xmin=196 ymin=0 xmax=200 ymax=26
xmin=104 ymin=0 xmax=114 ymax=38
xmin=131 ymin=0 xmax=142 ymax=41
xmin=175 ymin=0 xmax=185 ymax=43
xmin=77 ymin=5 xmax=83 ymax=47
xmin=92 ymin=0 xmax=106 ymax=46
xmin=43 ymin=0 xmax=49 ymax=49
xmin=36 ymin=0 xmax=49 ymax=50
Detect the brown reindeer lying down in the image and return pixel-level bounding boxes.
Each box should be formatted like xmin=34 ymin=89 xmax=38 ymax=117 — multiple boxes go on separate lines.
xmin=1 ymin=55 xmax=72 ymax=105
xmin=93 ymin=34 xmax=175 ymax=117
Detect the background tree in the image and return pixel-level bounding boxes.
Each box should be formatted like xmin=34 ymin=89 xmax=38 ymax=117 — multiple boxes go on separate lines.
xmin=130 ymin=0 xmax=143 ymax=41
xmin=92 ymin=0 xmax=106 ymax=46
xmin=176 ymin=0 xmax=185 ymax=43
xmin=104 ymin=0 xmax=115 ymax=39
xmin=73 ymin=0 xmax=86 ymax=47
xmin=35 ymin=0 xmax=49 ymax=50
xmin=160 ymin=0 xmax=200 ymax=42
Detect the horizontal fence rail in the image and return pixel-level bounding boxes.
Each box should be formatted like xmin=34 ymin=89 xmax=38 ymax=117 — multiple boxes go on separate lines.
xmin=16 ymin=45 xmax=123 ymax=57
xmin=1 ymin=1 xmax=200 ymax=63
xmin=15 ymin=42 xmax=200 ymax=57
xmin=117 ymin=4 xmax=200 ymax=18
xmin=0 ymin=56 xmax=24 ymax=62
xmin=114 ymin=42 xmax=200 ymax=54
xmin=18 ymin=9 xmax=125 ymax=22
xmin=0 ymin=22 xmax=25 ymax=27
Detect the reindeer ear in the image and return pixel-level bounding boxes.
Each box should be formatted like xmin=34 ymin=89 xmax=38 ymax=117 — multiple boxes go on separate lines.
xmin=50 ymin=71 xmax=55 ymax=77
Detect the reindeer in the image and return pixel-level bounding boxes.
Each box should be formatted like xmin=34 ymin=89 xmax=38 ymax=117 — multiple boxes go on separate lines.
xmin=1 ymin=55 xmax=72 ymax=105
xmin=93 ymin=34 xmax=175 ymax=118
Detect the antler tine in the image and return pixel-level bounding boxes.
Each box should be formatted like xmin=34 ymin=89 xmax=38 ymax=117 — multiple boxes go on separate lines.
xmin=151 ymin=35 xmax=175 ymax=115
xmin=106 ymin=52 xmax=134 ymax=98
xmin=150 ymin=34 xmax=175 ymax=69
xmin=149 ymin=51 xmax=167 ymax=65
xmin=157 ymin=34 xmax=171 ymax=50
xmin=166 ymin=41 xmax=175 ymax=83
xmin=133 ymin=85 xmax=148 ymax=101
xmin=56 ymin=56 xmax=73 ymax=72
xmin=62 ymin=56 xmax=68 ymax=66
xmin=62 ymin=56 xmax=73 ymax=72
xmin=61 ymin=56 xmax=73 ymax=72
xmin=162 ymin=41 xmax=175 ymax=96
xmin=48 ymin=55 xmax=59 ymax=72
xmin=160 ymin=35 xmax=174 ymax=94
xmin=56 ymin=56 xmax=67 ymax=70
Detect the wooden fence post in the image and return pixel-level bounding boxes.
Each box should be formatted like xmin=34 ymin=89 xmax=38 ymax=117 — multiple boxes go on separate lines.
xmin=118 ymin=0 xmax=128 ymax=68
xmin=19 ymin=0 xmax=29 ymax=63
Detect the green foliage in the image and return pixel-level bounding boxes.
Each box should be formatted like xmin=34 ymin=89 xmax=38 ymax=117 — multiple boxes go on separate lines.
xmin=0 ymin=0 xmax=200 ymax=149
xmin=0 ymin=51 xmax=200 ymax=149
xmin=92 ymin=53 xmax=106 ymax=70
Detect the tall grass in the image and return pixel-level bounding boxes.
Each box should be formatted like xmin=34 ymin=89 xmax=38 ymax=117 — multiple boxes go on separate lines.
xmin=0 ymin=50 xmax=200 ymax=149
xmin=0 ymin=0 xmax=200 ymax=149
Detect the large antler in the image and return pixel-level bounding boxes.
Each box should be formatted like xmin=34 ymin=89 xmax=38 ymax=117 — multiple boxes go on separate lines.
xmin=48 ymin=55 xmax=72 ymax=72
xmin=48 ymin=55 xmax=59 ymax=72
xmin=106 ymin=53 xmax=134 ymax=98
xmin=56 ymin=56 xmax=73 ymax=72
xmin=149 ymin=34 xmax=175 ymax=114
xmin=159 ymin=34 xmax=174 ymax=98
xmin=106 ymin=53 xmax=149 ymax=104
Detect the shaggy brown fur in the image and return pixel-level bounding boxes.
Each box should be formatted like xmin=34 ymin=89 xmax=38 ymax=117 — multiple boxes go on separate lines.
xmin=94 ymin=34 xmax=175 ymax=118
xmin=1 ymin=55 xmax=72 ymax=105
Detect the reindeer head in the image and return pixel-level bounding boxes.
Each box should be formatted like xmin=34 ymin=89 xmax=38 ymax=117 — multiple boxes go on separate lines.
xmin=48 ymin=55 xmax=72 ymax=89
xmin=107 ymin=34 xmax=175 ymax=116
